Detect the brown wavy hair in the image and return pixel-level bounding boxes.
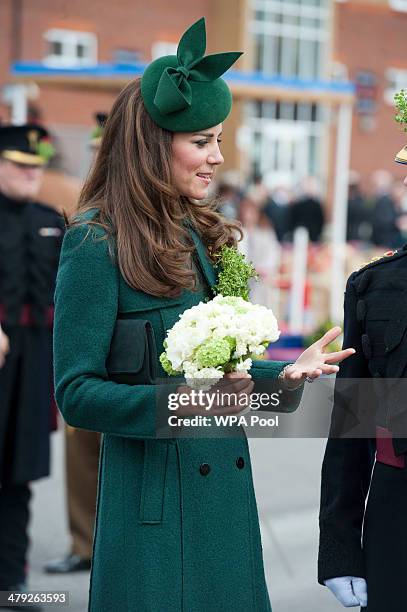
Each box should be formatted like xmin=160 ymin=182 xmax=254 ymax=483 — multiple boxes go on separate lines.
xmin=73 ymin=78 xmax=241 ymax=297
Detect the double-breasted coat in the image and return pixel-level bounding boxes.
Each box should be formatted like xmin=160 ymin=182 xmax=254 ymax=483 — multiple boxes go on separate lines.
xmin=0 ymin=192 xmax=64 ymax=484
xmin=318 ymin=247 xmax=407 ymax=611
xmin=53 ymin=214 xmax=301 ymax=612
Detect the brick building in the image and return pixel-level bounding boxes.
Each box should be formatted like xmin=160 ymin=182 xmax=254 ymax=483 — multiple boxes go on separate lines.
xmin=333 ymin=0 xmax=407 ymax=186
xmin=0 ymin=0 xmax=216 ymax=176
xmin=0 ymin=0 xmax=406 ymax=189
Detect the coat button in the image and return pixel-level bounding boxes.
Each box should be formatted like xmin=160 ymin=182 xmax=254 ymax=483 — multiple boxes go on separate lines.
xmin=199 ymin=463 xmax=211 ymax=476
xmin=236 ymin=457 xmax=245 ymax=469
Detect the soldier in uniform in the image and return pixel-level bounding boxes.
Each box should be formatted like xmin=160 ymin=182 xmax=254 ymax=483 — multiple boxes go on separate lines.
xmin=44 ymin=114 xmax=107 ymax=575
xmin=318 ymin=111 xmax=407 ymax=610
xmin=0 ymin=124 xmax=64 ymax=602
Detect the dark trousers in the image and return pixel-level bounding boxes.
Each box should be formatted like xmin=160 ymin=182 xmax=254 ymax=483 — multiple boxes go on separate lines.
xmin=363 ymin=461 xmax=407 ymax=612
xmin=0 ymin=482 xmax=30 ymax=588
xmin=0 ymin=340 xmax=30 ymax=589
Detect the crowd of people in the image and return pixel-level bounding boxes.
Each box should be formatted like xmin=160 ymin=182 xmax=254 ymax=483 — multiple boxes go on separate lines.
xmin=218 ymin=173 xmax=325 ymax=244
xmin=217 ymin=168 xmax=407 ymax=251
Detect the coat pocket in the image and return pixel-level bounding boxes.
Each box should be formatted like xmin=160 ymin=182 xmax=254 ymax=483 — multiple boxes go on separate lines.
xmin=139 ymin=440 xmax=169 ymax=524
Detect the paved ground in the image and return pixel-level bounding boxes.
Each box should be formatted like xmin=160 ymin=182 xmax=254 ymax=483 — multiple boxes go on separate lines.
xmin=27 ymin=431 xmax=347 ymax=612
xmin=250 ymin=438 xmax=345 ymax=612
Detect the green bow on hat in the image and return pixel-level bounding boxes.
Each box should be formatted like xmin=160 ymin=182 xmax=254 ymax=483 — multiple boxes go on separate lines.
xmin=141 ymin=17 xmax=242 ymax=132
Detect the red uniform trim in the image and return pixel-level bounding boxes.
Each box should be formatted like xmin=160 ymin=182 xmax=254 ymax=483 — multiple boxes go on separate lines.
xmin=376 ymin=426 xmax=405 ymax=468
xmin=0 ymin=304 xmax=54 ymax=327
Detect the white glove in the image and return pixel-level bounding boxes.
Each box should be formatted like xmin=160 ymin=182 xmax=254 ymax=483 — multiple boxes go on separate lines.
xmin=325 ymin=576 xmax=367 ymax=608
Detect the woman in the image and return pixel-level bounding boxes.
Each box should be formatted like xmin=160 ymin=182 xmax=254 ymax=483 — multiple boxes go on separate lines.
xmin=54 ymin=18 xmax=354 ymax=612
xmin=238 ymin=197 xmax=281 ymax=308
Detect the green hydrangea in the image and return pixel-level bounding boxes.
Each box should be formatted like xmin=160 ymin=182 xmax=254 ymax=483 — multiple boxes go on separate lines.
xmin=218 ymin=295 xmax=249 ymax=314
xmin=224 ymin=335 xmax=236 ymax=352
xmin=213 ymin=246 xmax=257 ymax=301
xmin=194 ymin=337 xmax=232 ymax=368
xmin=159 ymin=352 xmax=179 ymax=376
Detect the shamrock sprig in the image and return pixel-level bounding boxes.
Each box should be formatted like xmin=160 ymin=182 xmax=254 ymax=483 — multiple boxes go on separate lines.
xmin=212 ymin=245 xmax=258 ymax=301
xmin=90 ymin=126 xmax=104 ymax=140
xmin=394 ymin=89 xmax=407 ymax=131
xmin=37 ymin=140 xmax=55 ymax=162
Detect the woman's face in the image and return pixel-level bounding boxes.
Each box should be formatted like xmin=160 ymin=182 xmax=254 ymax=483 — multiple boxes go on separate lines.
xmin=171 ymin=124 xmax=224 ymax=200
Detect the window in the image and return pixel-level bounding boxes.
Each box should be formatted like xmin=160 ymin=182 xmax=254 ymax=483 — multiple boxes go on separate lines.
xmin=112 ymin=48 xmax=141 ymax=65
xmin=389 ymin=0 xmax=407 ymax=12
xmin=251 ymin=0 xmax=330 ymax=79
xmin=245 ymin=100 xmax=325 ymax=187
xmin=43 ymin=29 xmax=97 ymax=67
xmin=245 ymin=1 xmax=329 ymax=185
xmin=384 ymin=68 xmax=407 ymax=105
xmin=151 ymin=42 xmax=178 ymax=61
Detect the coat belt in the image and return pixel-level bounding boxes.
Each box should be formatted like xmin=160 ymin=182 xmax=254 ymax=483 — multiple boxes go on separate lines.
xmin=139 ymin=440 xmax=169 ymax=524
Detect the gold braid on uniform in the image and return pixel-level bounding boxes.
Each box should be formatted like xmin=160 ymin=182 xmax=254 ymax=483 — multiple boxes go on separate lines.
xmin=357 ymin=250 xmax=398 ymax=271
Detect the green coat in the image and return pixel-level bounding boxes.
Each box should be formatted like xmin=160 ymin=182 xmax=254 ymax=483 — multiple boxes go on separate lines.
xmin=54 ymin=217 xmax=301 ymax=612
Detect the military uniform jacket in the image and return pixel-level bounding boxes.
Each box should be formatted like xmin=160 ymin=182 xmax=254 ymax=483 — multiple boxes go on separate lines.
xmin=0 ymin=192 xmax=64 ymax=484
xmin=54 ymin=214 xmax=302 ymax=612
xmin=318 ymin=247 xmax=407 ymax=583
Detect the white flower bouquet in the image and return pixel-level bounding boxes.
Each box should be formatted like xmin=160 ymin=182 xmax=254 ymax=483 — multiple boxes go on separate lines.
xmin=160 ymin=294 xmax=280 ymax=387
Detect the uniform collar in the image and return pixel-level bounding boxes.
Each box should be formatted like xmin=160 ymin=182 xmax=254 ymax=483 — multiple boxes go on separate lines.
xmin=0 ymin=191 xmax=29 ymax=214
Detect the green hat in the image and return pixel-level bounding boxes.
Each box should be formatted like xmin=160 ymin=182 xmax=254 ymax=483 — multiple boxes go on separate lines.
xmin=141 ymin=17 xmax=242 ymax=132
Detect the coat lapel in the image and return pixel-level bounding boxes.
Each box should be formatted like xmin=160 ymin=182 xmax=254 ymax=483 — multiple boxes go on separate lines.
xmin=187 ymin=226 xmax=217 ymax=290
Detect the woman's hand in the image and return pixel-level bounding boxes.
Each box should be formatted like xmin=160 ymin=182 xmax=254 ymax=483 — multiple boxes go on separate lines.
xmin=0 ymin=326 xmax=10 ymax=369
xmin=176 ymin=372 xmax=254 ymax=417
xmin=282 ymin=326 xmax=355 ymax=389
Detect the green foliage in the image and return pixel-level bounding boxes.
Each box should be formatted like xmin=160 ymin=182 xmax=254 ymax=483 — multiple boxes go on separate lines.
xmin=213 ymin=246 xmax=258 ymax=301
xmin=394 ymin=89 xmax=407 ymax=132
xmin=304 ymin=320 xmax=342 ymax=353
xmin=37 ymin=140 xmax=55 ymax=162
xmin=91 ymin=126 xmax=104 ymax=140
